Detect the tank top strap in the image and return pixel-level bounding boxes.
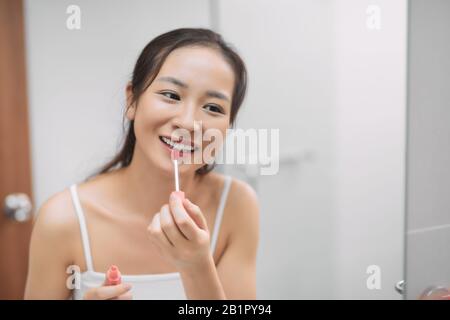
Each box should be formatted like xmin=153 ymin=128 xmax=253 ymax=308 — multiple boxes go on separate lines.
xmin=70 ymin=184 xmax=95 ymax=272
xmin=210 ymin=175 xmax=232 ymax=255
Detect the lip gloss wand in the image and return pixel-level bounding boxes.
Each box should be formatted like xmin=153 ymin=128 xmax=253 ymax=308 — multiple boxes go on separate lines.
xmin=171 ymin=149 xmax=185 ymax=200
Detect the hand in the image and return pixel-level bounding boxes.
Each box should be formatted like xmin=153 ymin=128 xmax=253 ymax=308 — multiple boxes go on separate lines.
xmin=147 ymin=192 xmax=211 ymax=271
xmin=83 ymin=282 xmax=132 ymax=300
xmin=418 ymin=286 xmax=450 ymax=300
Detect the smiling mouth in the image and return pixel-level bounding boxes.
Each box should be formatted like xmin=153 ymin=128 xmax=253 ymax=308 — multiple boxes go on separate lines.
xmin=159 ymin=136 xmax=198 ymax=154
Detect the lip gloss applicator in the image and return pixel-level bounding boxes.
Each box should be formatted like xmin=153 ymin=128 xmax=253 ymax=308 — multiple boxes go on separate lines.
xmin=171 ymin=149 xmax=185 ymax=200
xmin=105 ymin=265 xmax=122 ymax=286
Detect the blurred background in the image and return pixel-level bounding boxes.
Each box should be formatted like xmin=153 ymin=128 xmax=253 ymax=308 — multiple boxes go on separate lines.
xmin=0 ymin=0 xmax=449 ymax=299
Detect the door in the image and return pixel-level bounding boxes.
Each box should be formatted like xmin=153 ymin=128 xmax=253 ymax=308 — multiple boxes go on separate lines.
xmin=404 ymin=0 xmax=450 ymax=300
xmin=0 ymin=0 xmax=34 ymax=299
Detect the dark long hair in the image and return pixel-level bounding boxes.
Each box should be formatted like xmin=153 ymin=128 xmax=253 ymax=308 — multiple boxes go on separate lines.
xmin=88 ymin=28 xmax=247 ymax=180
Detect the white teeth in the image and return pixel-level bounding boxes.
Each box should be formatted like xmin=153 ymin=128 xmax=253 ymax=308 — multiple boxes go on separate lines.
xmin=161 ymin=136 xmax=194 ymax=152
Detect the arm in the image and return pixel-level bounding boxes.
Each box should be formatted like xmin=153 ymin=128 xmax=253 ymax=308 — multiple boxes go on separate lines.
xmin=24 ymin=192 xmax=75 ymax=299
xmin=216 ymin=180 xmax=260 ymax=299
xmin=179 ymin=180 xmax=260 ymax=299
xmin=24 ymin=191 xmax=133 ymax=300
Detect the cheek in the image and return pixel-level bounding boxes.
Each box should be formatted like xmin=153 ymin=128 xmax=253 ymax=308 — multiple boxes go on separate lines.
xmin=134 ymin=97 xmax=171 ymax=132
xmin=139 ymin=95 xmax=170 ymax=117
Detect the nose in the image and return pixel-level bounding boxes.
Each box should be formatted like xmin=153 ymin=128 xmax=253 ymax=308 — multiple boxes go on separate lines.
xmin=171 ymin=103 xmax=200 ymax=133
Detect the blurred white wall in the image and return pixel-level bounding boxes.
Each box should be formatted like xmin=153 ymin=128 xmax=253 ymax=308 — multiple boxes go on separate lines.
xmin=332 ymin=0 xmax=407 ymax=299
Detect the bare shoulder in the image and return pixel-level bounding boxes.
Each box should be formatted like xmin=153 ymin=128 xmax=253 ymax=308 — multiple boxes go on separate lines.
xmin=25 ymin=188 xmax=79 ymax=299
xmin=227 ymin=177 xmax=259 ymax=210
xmin=212 ymin=176 xmax=260 ymax=299
xmin=31 ymin=188 xmax=79 ymax=257
xmin=208 ymin=172 xmax=260 ymax=235
xmin=227 ymin=176 xmax=260 ymax=233
xmin=206 ymin=172 xmax=259 ymax=205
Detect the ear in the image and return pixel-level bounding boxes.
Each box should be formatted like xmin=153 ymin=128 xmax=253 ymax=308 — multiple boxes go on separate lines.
xmin=125 ymin=82 xmax=136 ymax=121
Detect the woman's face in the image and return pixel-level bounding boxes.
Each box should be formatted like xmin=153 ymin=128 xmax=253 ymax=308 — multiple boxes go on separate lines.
xmin=127 ymin=46 xmax=235 ymax=175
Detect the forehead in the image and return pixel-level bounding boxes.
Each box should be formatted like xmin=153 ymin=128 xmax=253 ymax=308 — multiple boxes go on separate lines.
xmin=155 ymin=46 xmax=235 ymax=95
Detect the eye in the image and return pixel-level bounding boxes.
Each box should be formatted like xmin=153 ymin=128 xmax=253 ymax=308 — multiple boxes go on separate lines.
xmin=160 ymin=91 xmax=180 ymax=101
xmin=203 ymin=104 xmax=225 ymax=114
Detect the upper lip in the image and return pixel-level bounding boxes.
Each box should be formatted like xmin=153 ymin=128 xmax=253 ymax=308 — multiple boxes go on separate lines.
xmin=160 ymin=135 xmax=199 ymax=149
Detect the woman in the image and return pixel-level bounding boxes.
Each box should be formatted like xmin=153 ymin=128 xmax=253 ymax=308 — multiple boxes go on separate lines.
xmin=24 ymin=28 xmax=259 ymax=300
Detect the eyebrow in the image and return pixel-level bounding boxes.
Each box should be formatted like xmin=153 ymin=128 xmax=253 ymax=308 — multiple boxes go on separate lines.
xmin=156 ymin=76 xmax=231 ymax=102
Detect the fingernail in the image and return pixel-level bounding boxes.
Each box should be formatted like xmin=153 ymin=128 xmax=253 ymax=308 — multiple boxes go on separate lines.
xmin=171 ymin=191 xmax=185 ymax=201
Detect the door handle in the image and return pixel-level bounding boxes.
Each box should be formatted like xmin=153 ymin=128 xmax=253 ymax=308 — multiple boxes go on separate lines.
xmin=3 ymin=193 xmax=33 ymax=222
xmin=395 ymin=280 xmax=405 ymax=295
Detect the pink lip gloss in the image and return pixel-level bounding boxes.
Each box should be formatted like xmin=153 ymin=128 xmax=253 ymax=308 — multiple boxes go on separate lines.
xmin=171 ymin=149 xmax=185 ymax=200
xmin=105 ymin=265 xmax=122 ymax=286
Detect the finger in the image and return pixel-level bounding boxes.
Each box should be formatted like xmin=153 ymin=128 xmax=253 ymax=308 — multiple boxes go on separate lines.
xmin=160 ymin=204 xmax=188 ymax=246
xmin=148 ymin=212 xmax=174 ymax=249
xmin=111 ymin=291 xmax=133 ymax=300
xmin=183 ymin=198 xmax=208 ymax=231
xmin=168 ymin=193 xmax=197 ymax=240
xmin=95 ymin=283 xmax=132 ymax=300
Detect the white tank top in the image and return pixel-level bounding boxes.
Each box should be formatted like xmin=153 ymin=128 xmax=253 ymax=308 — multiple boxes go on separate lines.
xmin=69 ymin=175 xmax=232 ymax=300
